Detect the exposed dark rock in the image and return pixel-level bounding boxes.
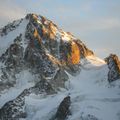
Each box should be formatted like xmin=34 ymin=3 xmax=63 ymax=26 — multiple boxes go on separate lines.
xmin=0 ymin=34 xmax=24 ymax=67
xmin=0 ymin=34 xmax=24 ymax=92
xmin=0 ymin=87 xmax=35 ymax=119
xmin=24 ymin=44 xmax=58 ymax=78
xmin=32 ymin=78 xmax=56 ymax=95
xmin=65 ymin=64 xmax=81 ymax=76
xmin=0 ymin=19 xmax=23 ymax=36
xmin=105 ymin=54 xmax=120 ymax=82
xmin=0 ymin=94 xmax=26 ymax=120
xmin=75 ymin=39 xmax=94 ymax=58
xmin=51 ymin=68 xmax=69 ymax=89
xmin=55 ymin=96 xmax=71 ymax=120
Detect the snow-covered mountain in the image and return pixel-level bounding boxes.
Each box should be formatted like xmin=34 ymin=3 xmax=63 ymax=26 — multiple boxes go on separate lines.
xmin=0 ymin=13 xmax=120 ymax=120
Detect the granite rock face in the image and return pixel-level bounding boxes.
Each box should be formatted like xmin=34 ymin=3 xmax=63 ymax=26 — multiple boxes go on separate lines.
xmin=55 ymin=96 xmax=71 ymax=120
xmin=105 ymin=54 xmax=120 ymax=82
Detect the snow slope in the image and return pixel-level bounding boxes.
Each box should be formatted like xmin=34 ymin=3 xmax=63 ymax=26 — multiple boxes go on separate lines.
xmin=0 ymin=56 xmax=118 ymax=120
xmin=68 ymin=56 xmax=120 ymax=120
xmin=0 ymin=70 xmax=35 ymax=108
xmin=0 ymin=19 xmax=29 ymax=56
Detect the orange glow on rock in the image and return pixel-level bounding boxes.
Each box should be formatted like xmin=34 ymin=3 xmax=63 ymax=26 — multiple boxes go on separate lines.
xmin=34 ymin=28 xmax=41 ymax=44
xmin=34 ymin=28 xmax=38 ymax=38
xmin=71 ymin=42 xmax=80 ymax=64
xmin=32 ymin=14 xmax=38 ymax=20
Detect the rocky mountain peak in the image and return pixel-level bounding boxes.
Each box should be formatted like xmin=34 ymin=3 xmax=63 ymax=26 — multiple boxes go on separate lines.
xmin=0 ymin=13 xmax=94 ymax=95
xmin=25 ymin=13 xmax=94 ymax=63
xmin=0 ymin=13 xmax=96 ymax=120
xmin=0 ymin=13 xmax=120 ymax=120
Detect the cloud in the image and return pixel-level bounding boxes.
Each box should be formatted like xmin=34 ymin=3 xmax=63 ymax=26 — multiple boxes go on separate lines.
xmin=0 ymin=0 xmax=25 ymax=27
xmin=63 ymin=17 xmax=120 ymax=34
xmin=94 ymin=18 xmax=120 ymax=30
xmin=94 ymin=47 xmax=120 ymax=58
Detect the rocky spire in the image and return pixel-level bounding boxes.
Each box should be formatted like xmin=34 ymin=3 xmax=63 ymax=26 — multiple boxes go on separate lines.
xmin=105 ymin=54 xmax=120 ymax=82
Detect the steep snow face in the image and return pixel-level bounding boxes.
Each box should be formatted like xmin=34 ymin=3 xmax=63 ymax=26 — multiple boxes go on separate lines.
xmin=0 ymin=19 xmax=29 ymax=56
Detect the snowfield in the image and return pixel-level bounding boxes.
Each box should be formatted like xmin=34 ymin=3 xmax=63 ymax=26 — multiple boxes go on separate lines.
xmin=1 ymin=55 xmax=120 ymax=120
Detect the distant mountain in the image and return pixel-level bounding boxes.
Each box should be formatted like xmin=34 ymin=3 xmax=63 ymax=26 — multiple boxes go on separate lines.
xmin=0 ymin=13 xmax=120 ymax=120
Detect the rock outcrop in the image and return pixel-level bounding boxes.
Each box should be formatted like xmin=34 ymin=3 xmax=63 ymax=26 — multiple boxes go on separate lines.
xmin=0 ymin=19 xmax=23 ymax=36
xmin=55 ymin=96 xmax=71 ymax=120
xmin=105 ymin=54 xmax=120 ymax=82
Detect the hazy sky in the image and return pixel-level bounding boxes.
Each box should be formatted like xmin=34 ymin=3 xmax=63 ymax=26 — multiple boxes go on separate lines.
xmin=0 ymin=0 xmax=120 ymax=58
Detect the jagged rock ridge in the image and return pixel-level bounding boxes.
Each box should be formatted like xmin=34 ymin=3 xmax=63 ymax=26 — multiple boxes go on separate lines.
xmin=0 ymin=13 xmax=94 ymax=92
xmin=0 ymin=13 xmax=94 ymax=119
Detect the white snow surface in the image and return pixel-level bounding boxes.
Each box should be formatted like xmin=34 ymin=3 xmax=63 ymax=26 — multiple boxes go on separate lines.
xmin=26 ymin=56 xmax=120 ymax=120
xmin=1 ymin=56 xmax=120 ymax=120
xmin=0 ymin=70 xmax=35 ymax=108
xmin=0 ymin=19 xmax=29 ymax=56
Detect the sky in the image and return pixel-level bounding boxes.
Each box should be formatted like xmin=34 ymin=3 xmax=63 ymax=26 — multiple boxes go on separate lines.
xmin=0 ymin=0 xmax=120 ymax=58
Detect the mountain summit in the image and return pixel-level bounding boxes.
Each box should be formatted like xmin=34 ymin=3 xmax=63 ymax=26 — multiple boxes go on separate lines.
xmin=0 ymin=13 xmax=120 ymax=120
xmin=0 ymin=13 xmax=93 ymax=87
